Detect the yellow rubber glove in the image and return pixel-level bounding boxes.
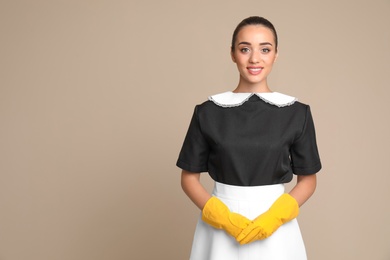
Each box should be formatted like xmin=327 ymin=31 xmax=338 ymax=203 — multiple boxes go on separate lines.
xmin=237 ymin=193 xmax=299 ymax=245
xmin=202 ymin=196 xmax=251 ymax=238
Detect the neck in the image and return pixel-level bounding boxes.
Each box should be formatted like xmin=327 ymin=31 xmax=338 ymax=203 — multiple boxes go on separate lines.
xmin=233 ymin=80 xmax=272 ymax=93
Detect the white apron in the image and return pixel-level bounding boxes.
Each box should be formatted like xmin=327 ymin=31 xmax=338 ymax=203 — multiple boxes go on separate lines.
xmin=189 ymin=182 xmax=307 ymax=260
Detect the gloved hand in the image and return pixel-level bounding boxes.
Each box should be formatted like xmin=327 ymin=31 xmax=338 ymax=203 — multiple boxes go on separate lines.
xmin=236 ymin=193 xmax=299 ymax=245
xmin=202 ymin=196 xmax=252 ymax=238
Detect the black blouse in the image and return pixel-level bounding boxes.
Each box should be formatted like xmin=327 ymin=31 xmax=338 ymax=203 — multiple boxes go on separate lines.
xmin=176 ymin=93 xmax=321 ymax=186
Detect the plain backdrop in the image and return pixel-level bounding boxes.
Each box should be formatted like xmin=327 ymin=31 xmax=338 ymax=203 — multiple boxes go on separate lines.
xmin=1 ymin=0 xmax=389 ymax=259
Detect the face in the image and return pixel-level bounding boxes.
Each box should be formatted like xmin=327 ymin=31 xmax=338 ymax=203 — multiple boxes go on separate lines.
xmin=231 ymin=25 xmax=278 ymax=89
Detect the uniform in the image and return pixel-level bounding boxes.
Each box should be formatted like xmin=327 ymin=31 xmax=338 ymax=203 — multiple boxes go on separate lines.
xmin=177 ymin=92 xmax=321 ymax=260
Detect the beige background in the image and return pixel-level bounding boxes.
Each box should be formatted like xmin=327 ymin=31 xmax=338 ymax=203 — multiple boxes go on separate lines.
xmin=1 ymin=0 xmax=389 ymax=259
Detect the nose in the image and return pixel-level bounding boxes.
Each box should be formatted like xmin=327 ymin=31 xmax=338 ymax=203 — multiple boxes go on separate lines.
xmin=249 ymin=51 xmax=260 ymax=64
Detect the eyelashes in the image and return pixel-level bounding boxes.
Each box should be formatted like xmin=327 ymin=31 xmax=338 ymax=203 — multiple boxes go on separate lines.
xmin=240 ymin=47 xmax=250 ymax=53
xmin=239 ymin=47 xmax=271 ymax=54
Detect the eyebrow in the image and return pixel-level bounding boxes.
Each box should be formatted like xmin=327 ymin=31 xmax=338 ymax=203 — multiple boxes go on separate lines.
xmin=238 ymin=41 xmax=273 ymax=46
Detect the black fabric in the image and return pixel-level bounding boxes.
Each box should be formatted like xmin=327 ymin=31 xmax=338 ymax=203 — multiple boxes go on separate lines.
xmin=176 ymin=95 xmax=321 ymax=186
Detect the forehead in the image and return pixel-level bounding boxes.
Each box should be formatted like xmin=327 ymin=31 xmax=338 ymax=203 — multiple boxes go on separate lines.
xmin=236 ymin=25 xmax=275 ymax=44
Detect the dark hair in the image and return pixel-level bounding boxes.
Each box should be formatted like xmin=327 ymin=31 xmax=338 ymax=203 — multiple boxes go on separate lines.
xmin=231 ymin=16 xmax=278 ymax=52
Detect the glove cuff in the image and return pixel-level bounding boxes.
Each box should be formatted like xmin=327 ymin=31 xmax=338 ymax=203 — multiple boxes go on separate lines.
xmin=270 ymin=193 xmax=300 ymax=222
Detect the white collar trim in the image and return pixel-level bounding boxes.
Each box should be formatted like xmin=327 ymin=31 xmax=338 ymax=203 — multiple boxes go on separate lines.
xmin=208 ymin=91 xmax=297 ymax=108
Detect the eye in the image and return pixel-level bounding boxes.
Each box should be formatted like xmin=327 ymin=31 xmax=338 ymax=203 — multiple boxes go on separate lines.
xmin=261 ymin=48 xmax=271 ymax=53
xmin=240 ymin=47 xmax=250 ymax=53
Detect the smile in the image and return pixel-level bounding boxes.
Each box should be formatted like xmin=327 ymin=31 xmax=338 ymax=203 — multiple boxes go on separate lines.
xmin=247 ymin=67 xmax=263 ymax=75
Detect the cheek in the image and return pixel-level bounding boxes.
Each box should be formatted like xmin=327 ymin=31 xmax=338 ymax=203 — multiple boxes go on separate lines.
xmin=265 ymin=55 xmax=277 ymax=64
xmin=234 ymin=57 xmax=246 ymax=67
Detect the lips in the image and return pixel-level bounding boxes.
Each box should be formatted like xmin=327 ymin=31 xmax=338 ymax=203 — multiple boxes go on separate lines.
xmin=247 ymin=67 xmax=263 ymax=75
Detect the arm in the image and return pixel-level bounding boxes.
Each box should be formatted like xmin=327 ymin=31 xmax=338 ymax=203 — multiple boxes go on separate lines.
xmin=237 ymin=173 xmax=317 ymax=244
xmin=181 ymin=170 xmax=251 ymax=238
xmin=289 ymin=174 xmax=317 ymax=207
xmin=181 ymin=170 xmax=211 ymax=210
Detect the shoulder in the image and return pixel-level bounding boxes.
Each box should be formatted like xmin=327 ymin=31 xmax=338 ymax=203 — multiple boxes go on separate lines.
xmin=292 ymin=100 xmax=310 ymax=110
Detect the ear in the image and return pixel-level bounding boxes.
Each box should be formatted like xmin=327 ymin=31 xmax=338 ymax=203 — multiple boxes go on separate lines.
xmin=230 ymin=49 xmax=236 ymax=63
xmin=274 ymin=50 xmax=279 ymax=63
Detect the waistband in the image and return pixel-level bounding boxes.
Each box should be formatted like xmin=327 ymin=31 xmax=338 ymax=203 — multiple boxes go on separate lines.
xmin=212 ymin=182 xmax=284 ymax=201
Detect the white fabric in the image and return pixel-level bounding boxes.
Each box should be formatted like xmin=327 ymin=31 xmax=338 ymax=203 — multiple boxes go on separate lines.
xmin=189 ymin=182 xmax=307 ymax=260
xmin=208 ymin=92 xmax=297 ymax=108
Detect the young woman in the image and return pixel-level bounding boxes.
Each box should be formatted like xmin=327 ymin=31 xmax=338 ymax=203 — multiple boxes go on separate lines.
xmin=176 ymin=16 xmax=321 ymax=260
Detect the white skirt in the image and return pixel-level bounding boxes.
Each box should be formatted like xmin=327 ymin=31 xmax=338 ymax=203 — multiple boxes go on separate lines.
xmin=189 ymin=182 xmax=307 ymax=260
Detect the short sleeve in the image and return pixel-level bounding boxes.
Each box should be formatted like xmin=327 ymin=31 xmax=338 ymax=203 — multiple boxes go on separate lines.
xmin=176 ymin=106 xmax=210 ymax=173
xmin=290 ymin=105 xmax=322 ymax=175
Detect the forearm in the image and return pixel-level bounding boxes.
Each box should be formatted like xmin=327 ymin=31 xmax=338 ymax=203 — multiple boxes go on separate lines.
xmin=181 ymin=170 xmax=211 ymax=210
xmin=288 ymin=174 xmax=317 ymax=207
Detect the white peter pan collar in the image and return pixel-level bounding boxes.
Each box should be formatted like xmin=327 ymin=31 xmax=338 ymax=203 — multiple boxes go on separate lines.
xmin=208 ymin=91 xmax=297 ymax=108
